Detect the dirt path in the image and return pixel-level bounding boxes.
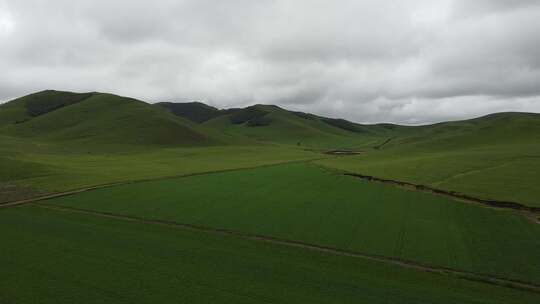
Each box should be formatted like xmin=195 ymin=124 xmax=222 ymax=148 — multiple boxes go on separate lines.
xmin=344 ymin=172 xmax=540 ymax=214
xmin=30 ymin=203 xmax=540 ymax=294
xmin=0 ymin=183 xmax=126 ymax=208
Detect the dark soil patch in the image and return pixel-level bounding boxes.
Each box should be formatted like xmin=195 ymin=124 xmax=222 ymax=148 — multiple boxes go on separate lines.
xmin=0 ymin=183 xmax=48 ymax=204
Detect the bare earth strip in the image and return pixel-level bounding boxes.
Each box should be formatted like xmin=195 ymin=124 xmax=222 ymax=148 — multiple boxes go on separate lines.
xmin=27 ymin=202 xmax=540 ymax=294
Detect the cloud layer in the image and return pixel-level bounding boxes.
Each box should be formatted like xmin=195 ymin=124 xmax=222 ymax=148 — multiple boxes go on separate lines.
xmin=1 ymin=0 xmax=540 ymax=124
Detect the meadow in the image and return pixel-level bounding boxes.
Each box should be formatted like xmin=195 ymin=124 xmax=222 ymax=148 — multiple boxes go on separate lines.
xmin=0 ymin=134 xmax=319 ymax=202
xmin=317 ymin=144 xmax=540 ymax=207
xmin=45 ymin=163 xmax=540 ymax=285
xmin=1 ymin=205 xmax=538 ymax=304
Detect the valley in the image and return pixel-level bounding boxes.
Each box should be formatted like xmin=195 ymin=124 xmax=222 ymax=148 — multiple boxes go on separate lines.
xmin=1 ymin=90 xmax=540 ymax=303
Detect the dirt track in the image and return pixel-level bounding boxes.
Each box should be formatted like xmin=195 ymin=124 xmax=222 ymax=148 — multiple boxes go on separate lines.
xmin=29 ymin=203 xmax=540 ymax=294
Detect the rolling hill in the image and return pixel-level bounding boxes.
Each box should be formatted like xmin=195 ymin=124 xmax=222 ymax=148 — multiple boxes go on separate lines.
xmin=0 ymin=90 xmax=217 ymax=147
xmin=159 ymin=102 xmax=395 ymax=148
xmin=2 ymin=90 xmax=540 ymax=206
xmin=3 ymin=90 xmax=540 ymax=152
xmin=378 ymin=112 xmax=540 ymax=151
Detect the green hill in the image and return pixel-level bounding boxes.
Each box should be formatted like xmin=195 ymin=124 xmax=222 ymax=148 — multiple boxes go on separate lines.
xmin=0 ymin=90 xmax=95 ymax=127
xmin=3 ymin=90 xmax=540 ymax=206
xmin=3 ymin=91 xmax=539 ymax=152
xmin=157 ymin=101 xmax=403 ymax=149
xmin=156 ymin=101 xmax=225 ymax=123
xmin=200 ymin=104 xmax=389 ymax=148
xmin=0 ymin=91 xmax=216 ymax=147
xmin=380 ymin=112 xmax=540 ymax=151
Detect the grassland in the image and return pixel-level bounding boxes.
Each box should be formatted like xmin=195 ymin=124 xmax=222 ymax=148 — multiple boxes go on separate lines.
xmin=2 ymin=90 xmax=540 ymax=302
xmin=0 ymin=135 xmax=318 ymax=202
xmin=1 ymin=205 xmax=538 ymax=304
xmin=44 ymin=163 xmax=540 ymax=285
xmin=317 ymin=113 xmax=540 ymax=207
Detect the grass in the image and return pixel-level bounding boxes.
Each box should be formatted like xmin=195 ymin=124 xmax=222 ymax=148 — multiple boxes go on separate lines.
xmin=1 ymin=205 xmax=538 ymax=304
xmin=203 ymin=105 xmax=382 ymax=149
xmin=317 ymin=144 xmax=540 ymax=207
xmin=317 ymin=113 xmax=540 ymax=207
xmin=2 ymin=90 xmax=540 ymax=301
xmin=45 ymin=163 xmax=540 ymax=285
xmin=0 ymin=135 xmax=319 ymax=201
xmin=1 ymin=92 xmax=216 ymax=146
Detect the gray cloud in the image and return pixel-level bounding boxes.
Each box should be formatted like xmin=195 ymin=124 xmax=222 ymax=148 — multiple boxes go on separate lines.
xmin=1 ymin=0 xmax=539 ymax=124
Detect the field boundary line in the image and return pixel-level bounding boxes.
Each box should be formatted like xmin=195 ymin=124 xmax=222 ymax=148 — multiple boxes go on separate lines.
xmin=33 ymin=203 xmax=540 ymax=294
xmin=335 ymin=172 xmax=540 ymax=214
xmin=0 ymin=157 xmax=327 ymax=208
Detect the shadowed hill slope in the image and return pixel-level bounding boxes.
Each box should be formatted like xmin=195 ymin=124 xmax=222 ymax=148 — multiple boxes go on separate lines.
xmin=156 ymin=101 xmax=225 ymax=123
xmin=0 ymin=90 xmax=95 ymax=127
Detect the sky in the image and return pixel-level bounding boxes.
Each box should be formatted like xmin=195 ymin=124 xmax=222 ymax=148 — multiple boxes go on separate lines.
xmin=1 ymin=0 xmax=540 ymax=124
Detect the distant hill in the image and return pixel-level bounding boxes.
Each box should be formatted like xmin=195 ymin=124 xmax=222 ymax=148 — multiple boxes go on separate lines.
xmin=158 ymin=102 xmax=399 ymax=148
xmin=380 ymin=112 xmax=540 ymax=152
xmin=2 ymin=90 xmax=540 ymax=150
xmin=0 ymin=90 xmax=217 ymax=147
xmin=200 ymin=104 xmax=386 ymax=148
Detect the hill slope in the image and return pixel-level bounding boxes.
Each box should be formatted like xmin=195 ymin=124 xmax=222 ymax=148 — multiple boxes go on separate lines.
xmin=317 ymin=112 xmax=540 ymax=206
xmin=156 ymin=101 xmax=225 ymax=123
xmin=380 ymin=112 xmax=540 ymax=151
xmin=156 ymin=101 xmax=413 ymax=149
xmin=0 ymin=91 xmax=216 ymax=147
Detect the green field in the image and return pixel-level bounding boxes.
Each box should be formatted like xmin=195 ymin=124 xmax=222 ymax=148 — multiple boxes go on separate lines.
xmin=44 ymin=163 xmax=540 ymax=285
xmin=0 ymin=134 xmax=319 ymax=202
xmin=1 ymin=205 xmax=538 ymax=304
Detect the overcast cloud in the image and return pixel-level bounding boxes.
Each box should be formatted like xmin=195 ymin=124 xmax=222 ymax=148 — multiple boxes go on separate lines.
xmin=1 ymin=0 xmax=540 ymax=124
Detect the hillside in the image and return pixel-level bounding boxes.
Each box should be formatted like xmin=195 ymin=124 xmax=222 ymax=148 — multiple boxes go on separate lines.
xmin=380 ymin=112 xmax=540 ymax=151
xmin=0 ymin=90 xmax=217 ymax=147
xmin=159 ymin=103 xmax=393 ymax=148
xmin=0 ymin=90 xmax=95 ymax=127
xmin=317 ymin=112 xmax=540 ymax=207
xmin=156 ymin=101 xmax=225 ymax=123
xmin=3 ymin=91 xmax=540 ymax=152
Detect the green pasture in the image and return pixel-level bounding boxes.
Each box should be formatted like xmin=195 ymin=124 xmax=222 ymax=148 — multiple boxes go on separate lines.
xmin=1 ymin=205 xmax=538 ymax=304
xmin=317 ymin=143 xmax=540 ymax=207
xmin=0 ymin=135 xmax=319 ymax=202
xmin=46 ymin=163 xmax=540 ymax=284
